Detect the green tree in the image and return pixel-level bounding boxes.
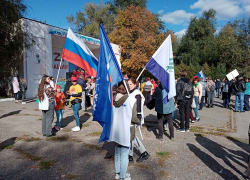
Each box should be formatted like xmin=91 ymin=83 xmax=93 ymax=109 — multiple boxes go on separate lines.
xmin=186 ymin=63 xmax=195 ymax=79
xmin=202 ymin=63 xmax=211 ymax=77
xmin=107 ymin=0 xmax=147 ymax=14
xmin=66 ymin=1 xmax=115 ymax=39
xmin=216 ymin=63 xmax=227 ymax=80
xmin=177 ymin=9 xmax=218 ymax=66
xmin=0 ymin=0 xmax=29 ymax=96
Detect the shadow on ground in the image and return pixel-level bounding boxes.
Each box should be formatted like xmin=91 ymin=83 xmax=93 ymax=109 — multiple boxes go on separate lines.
xmin=0 ymin=110 xmax=22 ymax=119
xmin=187 ymin=134 xmax=248 ymax=180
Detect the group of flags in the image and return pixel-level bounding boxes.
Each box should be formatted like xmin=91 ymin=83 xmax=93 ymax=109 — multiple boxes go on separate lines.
xmin=61 ymin=25 xmax=179 ymax=143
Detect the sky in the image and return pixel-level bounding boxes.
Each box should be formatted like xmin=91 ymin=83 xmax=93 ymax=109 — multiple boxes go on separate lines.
xmin=23 ymin=0 xmax=250 ymax=38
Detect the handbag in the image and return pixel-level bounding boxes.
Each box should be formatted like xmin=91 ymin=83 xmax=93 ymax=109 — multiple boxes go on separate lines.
xmin=191 ymin=98 xmax=196 ymax=108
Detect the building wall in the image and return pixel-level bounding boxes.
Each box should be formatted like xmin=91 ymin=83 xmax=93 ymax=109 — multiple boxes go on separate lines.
xmin=22 ymin=18 xmax=53 ymax=98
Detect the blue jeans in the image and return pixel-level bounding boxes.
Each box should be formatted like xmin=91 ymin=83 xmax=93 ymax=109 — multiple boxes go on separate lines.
xmin=55 ymin=109 xmax=64 ymax=127
xmin=193 ymin=96 xmax=199 ymax=119
xmin=223 ymin=92 xmax=230 ymax=108
xmin=244 ymin=94 xmax=250 ymax=111
xmin=115 ymin=145 xmax=129 ymax=179
xmin=235 ymin=92 xmax=244 ymax=112
xmin=72 ymin=103 xmax=80 ymax=126
xmin=216 ymin=89 xmax=220 ymax=97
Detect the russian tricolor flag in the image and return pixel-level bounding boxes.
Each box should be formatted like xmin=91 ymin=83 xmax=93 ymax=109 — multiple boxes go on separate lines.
xmin=62 ymin=28 xmax=98 ymax=76
xmin=146 ymin=35 xmax=176 ymax=103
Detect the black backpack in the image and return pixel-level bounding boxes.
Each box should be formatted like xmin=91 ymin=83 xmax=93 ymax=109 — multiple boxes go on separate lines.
xmin=181 ymin=81 xmax=194 ymax=99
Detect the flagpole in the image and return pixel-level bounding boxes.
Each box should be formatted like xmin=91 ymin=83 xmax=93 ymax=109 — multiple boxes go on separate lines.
xmin=123 ymin=80 xmax=130 ymax=95
xmin=136 ymin=67 xmax=146 ymax=81
xmin=55 ymin=58 xmax=63 ymax=85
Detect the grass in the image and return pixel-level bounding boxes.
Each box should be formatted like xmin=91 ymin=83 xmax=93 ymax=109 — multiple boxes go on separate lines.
xmin=67 ymin=174 xmax=80 ymax=179
xmin=158 ymin=170 xmax=170 ymax=179
xmin=39 ymin=160 xmax=55 ymax=170
xmin=16 ymin=135 xmax=41 ymax=142
xmin=82 ymin=122 xmax=91 ymax=127
xmin=156 ymin=151 xmax=170 ymax=158
xmin=46 ymin=136 xmax=69 ymax=141
xmin=37 ymin=118 xmax=42 ymax=121
xmin=156 ymin=151 xmax=171 ymax=167
xmin=34 ymin=109 xmax=40 ymax=111
xmin=84 ymin=143 xmax=102 ymax=151
xmin=3 ymin=145 xmax=14 ymax=149
xmin=216 ymin=128 xmax=229 ymax=133
xmin=16 ymin=149 xmax=43 ymax=161
xmin=190 ymin=126 xmax=204 ymax=133
xmin=63 ymin=128 xmax=71 ymax=132
xmin=190 ymin=126 xmax=228 ymax=137
xmin=86 ymin=131 xmax=102 ymax=137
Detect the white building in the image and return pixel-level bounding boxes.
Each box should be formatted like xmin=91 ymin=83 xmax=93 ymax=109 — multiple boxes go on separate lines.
xmin=21 ymin=18 xmax=121 ymax=98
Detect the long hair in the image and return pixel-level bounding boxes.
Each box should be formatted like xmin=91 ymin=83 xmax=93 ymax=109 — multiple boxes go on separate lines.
xmin=117 ymin=81 xmax=128 ymax=94
xmin=128 ymin=77 xmax=139 ymax=87
xmin=37 ymin=75 xmax=49 ymax=102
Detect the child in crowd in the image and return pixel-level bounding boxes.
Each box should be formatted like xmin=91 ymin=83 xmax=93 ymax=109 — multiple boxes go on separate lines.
xmin=55 ymin=85 xmax=65 ymax=131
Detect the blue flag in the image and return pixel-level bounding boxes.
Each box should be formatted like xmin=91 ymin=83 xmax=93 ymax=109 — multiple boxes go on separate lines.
xmin=93 ymin=24 xmax=124 ymax=143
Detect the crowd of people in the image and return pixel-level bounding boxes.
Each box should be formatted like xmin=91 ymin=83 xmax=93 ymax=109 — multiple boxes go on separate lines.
xmin=11 ymin=67 xmax=249 ymax=180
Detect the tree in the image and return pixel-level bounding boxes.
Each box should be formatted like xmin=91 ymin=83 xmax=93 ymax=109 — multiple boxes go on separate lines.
xmin=0 ymin=0 xmax=27 ymax=96
xmin=201 ymin=63 xmax=211 ymax=77
xmin=66 ymin=2 xmax=115 ymax=39
xmin=177 ymin=9 xmax=218 ymax=66
xmin=109 ymin=5 xmax=173 ymax=76
xmin=107 ymin=0 xmax=147 ymax=14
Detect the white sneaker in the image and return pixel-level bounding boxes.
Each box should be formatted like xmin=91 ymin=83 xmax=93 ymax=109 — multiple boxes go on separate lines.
xmin=119 ymin=173 xmax=131 ymax=180
xmin=72 ymin=126 xmax=80 ymax=132
xmin=22 ymin=102 xmax=26 ymax=104
xmin=115 ymin=173 xmax=120 ymax=180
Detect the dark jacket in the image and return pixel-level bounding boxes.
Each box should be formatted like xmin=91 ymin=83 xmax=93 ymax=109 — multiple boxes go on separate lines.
xmin=77 ymin=78 xmax=87 ymax=91
xmin=63 ymin=78 xmax=72 ymax=99
xmin=215 ymin=80 xmax=221 ymax=89
xmin=155 ymin=83 xmax=175 ymax=114
xmin=176 ymin=77 xmax=193 ymax=103
xmin=234 ymin=79 xmax=246 ymax=93
xmin=113 ymin=94 xmax=140 ymax=142
xmin=20 ymin=82 xmax=27 ymax=92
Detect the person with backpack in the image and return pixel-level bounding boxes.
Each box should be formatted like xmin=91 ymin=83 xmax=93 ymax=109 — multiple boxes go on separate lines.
xmin=244 ymin=78 xmax=250 ymax=111
xmin=175 ymin=70 xmax=194 ymax=132
xmin=143 ymin=77 xmax=154 ymax=105
xmin=206 ymin=77 xmax=215 ymax=108
xmin=222 ymin=78 xmax=230 ymax=108
xmin=234 ymin=75 xmax=246 ymax=112
xmin=77 ymin=74 xmax=87 ymax=111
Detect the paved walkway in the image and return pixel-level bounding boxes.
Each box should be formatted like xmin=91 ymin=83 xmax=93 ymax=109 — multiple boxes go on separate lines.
xmin=0 ymin=97 xmax=249 ymax=180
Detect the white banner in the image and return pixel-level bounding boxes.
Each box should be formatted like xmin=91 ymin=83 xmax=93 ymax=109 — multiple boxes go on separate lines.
xmin=226 ymin=69 xmax=239 ymax=81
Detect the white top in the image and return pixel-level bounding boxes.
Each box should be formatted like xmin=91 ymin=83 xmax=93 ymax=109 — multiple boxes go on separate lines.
xmin=130 ymin=89 xmax=145 ymax=126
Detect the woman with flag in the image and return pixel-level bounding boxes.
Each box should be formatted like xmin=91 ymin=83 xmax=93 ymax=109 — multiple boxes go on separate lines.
xmin=127 ymin=77 xmax=150 ymax=163
xmin=111 ymin=82 xmax=139 ymax=180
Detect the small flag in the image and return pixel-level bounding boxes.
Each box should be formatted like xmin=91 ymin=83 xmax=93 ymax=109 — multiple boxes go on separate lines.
xmin=196 ymin=71 xmax=206 ymax=81
xmin=93 ymin=24 xmax=124 ymax=143
xmin=146 ymin=35 xmax=176 ymax=103
xmin=62 ymin=28 xmax=98 ymax=76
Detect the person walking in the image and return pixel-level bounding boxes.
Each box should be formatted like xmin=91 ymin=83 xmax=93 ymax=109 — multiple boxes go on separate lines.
xmin=77 ymin=74 xmax=87 ymax=111
xmin=54 ymin=85 xmax=65 ymax=131
xmin=143 ymin=77 xmax=153 ymax=105
xmin=19 ymin=77 xmax=27 ymax=104
xmin=199 ymin=77 xmax=206 ymax=110
xmin=12 ymin=76 xmax=20 ymax=103
xmin=67 ymin=77 xmax=82 ymax=132
xmin=215 ymin=79 xmax=221 ymax=98
xmin=155 ymin=81 xmax=175 ymax=140
xmin=38 ymin=75 xmax=56 ymax=137
xmin=193 ymin=77 xmax=202 ymax=121
xmin=234 ymin=75 xmax=246 ymax=112
xmin=222 ymin=78 xmax=230 ymax=108
xmin=176 ymin=70 xmax=194 ymax=132
xmin=127 ymin=77 xmax=150 ymax=164
xmin=244 ymin=78 xmax=250 ymax=111
xmin=206 ymin=77 xmax=215 ymax=108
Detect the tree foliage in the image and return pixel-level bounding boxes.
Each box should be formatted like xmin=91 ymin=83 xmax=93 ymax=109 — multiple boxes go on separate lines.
xmin=109 ymin=5 xmax=173 ymax=76
xmin=107 ymin=0 xmax=147 ymax=14
xmin=66 ymin=1 xmax=115 ymax=39
xmin=0 ymin=0 xmax=27 ymax=96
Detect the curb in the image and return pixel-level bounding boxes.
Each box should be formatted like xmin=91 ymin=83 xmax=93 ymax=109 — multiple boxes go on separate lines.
xmin=0 ymin=98 xmax=15 ymax=102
